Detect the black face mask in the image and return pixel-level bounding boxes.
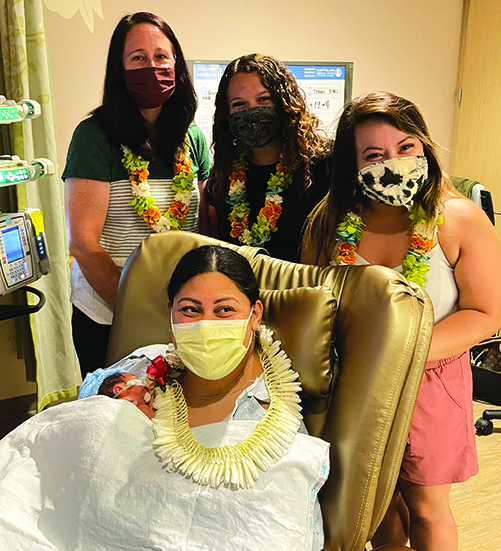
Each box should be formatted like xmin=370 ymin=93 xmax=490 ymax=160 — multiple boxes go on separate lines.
xmin=228 ymin=106 xmax=279 ymax=148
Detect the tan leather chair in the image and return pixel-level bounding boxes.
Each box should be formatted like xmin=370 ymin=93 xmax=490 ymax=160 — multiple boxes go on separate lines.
xmin=108 ymin=231 xmax=433 ymax=551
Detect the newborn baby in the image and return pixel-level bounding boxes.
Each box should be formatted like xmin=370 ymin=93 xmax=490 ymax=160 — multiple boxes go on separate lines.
xmin=99 ymin=372 xmax=154 ymax=419
xmin=79 ymin=367 xmax=155 ymax=419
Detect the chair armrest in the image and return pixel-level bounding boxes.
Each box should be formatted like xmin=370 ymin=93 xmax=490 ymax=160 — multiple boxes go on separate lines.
xmin=373 ymin=546 xmax=416 ymax=550
xmin=320 ymin=265 xmax=433 ymax=551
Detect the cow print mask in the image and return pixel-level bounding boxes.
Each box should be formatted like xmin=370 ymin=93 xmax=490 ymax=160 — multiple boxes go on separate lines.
xmin=357 ymin=156 xmax=428 ymax=207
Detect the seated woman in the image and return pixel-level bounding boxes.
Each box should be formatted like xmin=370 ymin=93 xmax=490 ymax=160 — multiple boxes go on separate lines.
xmin=0 ymin=245 xmax=329 ymax=551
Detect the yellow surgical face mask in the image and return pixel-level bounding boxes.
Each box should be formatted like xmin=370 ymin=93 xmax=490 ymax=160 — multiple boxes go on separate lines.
xmin=171 ymin=310 xmax=253 ymax=380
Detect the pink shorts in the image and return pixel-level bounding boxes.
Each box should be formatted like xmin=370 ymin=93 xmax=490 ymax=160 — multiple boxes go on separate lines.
xmin=400 ymin=351 xmax=478 ymax=486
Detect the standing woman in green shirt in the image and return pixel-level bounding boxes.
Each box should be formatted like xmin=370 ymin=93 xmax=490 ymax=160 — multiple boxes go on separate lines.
xmin=63 ymin=12 xmax=210 ymax=377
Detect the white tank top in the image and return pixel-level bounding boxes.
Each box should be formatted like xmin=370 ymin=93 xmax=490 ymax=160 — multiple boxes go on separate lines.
xmin=330 ymin=243 xmax=458 ymax=324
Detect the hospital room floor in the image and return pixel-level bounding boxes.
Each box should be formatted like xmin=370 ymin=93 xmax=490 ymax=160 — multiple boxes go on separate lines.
xmin=449 ymin=400 xmax=501 ymax=551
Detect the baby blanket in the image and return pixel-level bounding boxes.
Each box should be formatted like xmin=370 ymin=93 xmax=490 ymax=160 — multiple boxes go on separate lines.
xmin=0 ymin=397 xmax=329 ymax=550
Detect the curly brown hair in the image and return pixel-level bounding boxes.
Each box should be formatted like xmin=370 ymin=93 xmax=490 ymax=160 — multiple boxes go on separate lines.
xmin=208 ymin=53 xmax=329 ymax=203
xmin=304 ymin=91 xmax=453 ymax=262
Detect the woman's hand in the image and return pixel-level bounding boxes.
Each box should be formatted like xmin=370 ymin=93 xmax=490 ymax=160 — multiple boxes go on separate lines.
xmin=65 ymin=177 xmax=121 ymax=307
xmin=429 ymin=195 xmax=501 ymax=360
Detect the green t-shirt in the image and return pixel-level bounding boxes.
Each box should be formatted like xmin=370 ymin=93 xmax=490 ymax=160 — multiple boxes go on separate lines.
xmin=64 ymin=116 xmax=211 ymax=323
xmin=62 ymin=116 xmax=210 ymax=184
xmin=63 ymin=116 xmax=211 ymax=259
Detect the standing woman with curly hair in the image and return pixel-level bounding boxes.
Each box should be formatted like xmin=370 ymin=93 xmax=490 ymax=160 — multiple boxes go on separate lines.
xmin=63 ymin=12 xmax=210 ymax=376
xmin=204 ymin=54 xmax=330 ymax=262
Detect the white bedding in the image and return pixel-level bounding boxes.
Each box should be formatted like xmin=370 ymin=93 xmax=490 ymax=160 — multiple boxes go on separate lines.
xmin=0 ymin=397 xmax=329 ymax=550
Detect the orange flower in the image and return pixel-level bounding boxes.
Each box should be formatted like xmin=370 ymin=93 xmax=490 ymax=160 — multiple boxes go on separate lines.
xmin=276 ymin=162 xmax=290 ymax=174
xmin=230 ymin=168 xmax=246 ymax=184
xmin=337 ymin=250 xmax=356 ymax=265
xmin=259 ymin=202 xmax=282 ymax=227
xmin=175 ymin=158 xmax=192 ymax=174
xmin=129 ymin=170 xmax=141 ymax=184
xmin=138 ymin=168 xmax=149 ymax=182
xmin=337 ymin=243 xmax=356 ymax=264
xmin=411 ymin=235 xmax=433 ymax=253
xmin=169 ymin=201 xmax=189 ymax=219
xmin=230 ymin=220 xmax=247 ymax=238
xmin=339 ymin=242 xmax=355 ymax=253
xmin=143 ymin=207 xmax=161 ymax=224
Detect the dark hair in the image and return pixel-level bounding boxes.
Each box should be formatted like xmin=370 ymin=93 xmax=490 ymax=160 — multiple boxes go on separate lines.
xmin=305 ymin=91 xmax=452 ymax=261
xmin=167 ymin=245 xmax=260 ymax=305
xmin=98 ymin=372 xmax=128 ymax=398
xmin=208 ymin=53 xmax=329 ymax=203
xmin=92 ymin=12 xmax=197 ymax=165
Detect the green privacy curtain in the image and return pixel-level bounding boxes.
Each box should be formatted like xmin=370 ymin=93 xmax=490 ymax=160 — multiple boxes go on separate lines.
xmin=0 ymin=0 xmax=78 ymax=410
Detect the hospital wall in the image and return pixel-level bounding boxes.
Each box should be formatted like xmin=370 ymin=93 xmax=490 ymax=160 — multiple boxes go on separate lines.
xmin=0 ymin=0 xmax=464 ymax=402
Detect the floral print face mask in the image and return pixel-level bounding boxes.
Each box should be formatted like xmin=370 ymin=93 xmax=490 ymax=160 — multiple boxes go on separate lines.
xmin=228 ymin=106 xmax=279 ymax=148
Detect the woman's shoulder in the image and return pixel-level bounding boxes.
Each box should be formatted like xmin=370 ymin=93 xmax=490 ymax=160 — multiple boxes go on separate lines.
xmin=71 ymin=115 xmax=108 ymax=141
xmin=187 ymin=124 xmax=207 ymax=147
xmin=63 ymin=115 xmax=117 ymax=181
xmin=67 ymin=115 xmax=113 ymax=154
xmin=439 ymin=191 xmax=497 ymax=264
xmin=441 ymin=191 xmax=490 ymax=228
xmin=187 ymin=125 xmax=210 ymax=177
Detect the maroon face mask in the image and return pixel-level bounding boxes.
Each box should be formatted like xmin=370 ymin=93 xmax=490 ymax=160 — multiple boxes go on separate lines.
xmin=125 ymin=66 xmax=176 ymax=109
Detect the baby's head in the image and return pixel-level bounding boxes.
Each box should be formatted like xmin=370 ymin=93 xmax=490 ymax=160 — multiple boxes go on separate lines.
xmin=79 ymin=368 xmax=154 ymax=419
xmin=98 ymin=372 xmax=154 ymax=419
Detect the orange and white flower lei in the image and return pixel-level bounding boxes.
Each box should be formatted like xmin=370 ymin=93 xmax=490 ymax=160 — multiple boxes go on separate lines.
xmin=335 ymin=205 xmax=443 ymax=286
xmin=122 ymin=136 xmax=195 ymax=232
xmin=227 ymin=148 xmax=292 ymax=246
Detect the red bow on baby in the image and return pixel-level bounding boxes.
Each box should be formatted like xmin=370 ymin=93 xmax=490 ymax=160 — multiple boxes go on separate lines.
xmin=146 ymin=356 xmax=170 ymax=387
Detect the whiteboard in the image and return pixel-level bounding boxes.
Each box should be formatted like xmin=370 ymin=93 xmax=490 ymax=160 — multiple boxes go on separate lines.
xmin=189 ymin=60 xmax=353 ymax=148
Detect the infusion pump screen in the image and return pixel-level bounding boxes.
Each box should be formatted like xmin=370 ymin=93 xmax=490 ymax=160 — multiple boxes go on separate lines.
xmin=2 ymin=226 xmax=24 ymax=263
xmin=0 ymin=211 xmax=50 ymax=296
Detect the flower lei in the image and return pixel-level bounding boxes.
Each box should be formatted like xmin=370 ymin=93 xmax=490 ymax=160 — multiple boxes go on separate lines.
xmin=121 ymin=137 xmax=195 ymax=232
xmin=151 ymin=326 xmax=303 ymax=490
xmin=227 ymin=148 xmax=293 ymax=246
xmin=335 ymin=204 xmax=444 ymax=286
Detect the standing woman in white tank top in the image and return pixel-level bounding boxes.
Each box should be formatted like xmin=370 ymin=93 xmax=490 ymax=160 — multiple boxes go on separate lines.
xmin=301 ymin=91 xmax=501 ymax=551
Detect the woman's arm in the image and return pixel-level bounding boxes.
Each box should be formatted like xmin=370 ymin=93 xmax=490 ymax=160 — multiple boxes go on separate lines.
xmin=65 ymin=177 xmax=121 ymax=308
xmin=197 ymin=179 xmax=210 ymax=235
xmin=207 ymin=205 xmax=220 ymax=238
xmin=429 ymin=197 xmax=501 ymax=360
xmin=197 ymin=179 xmax=220 ymax=238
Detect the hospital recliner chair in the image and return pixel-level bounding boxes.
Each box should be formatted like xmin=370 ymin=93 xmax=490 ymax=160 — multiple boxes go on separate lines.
xmin=107 ymin=231 xmax=433 ymax=551
xmin=451 ymin=175 xmax=495 ymax=225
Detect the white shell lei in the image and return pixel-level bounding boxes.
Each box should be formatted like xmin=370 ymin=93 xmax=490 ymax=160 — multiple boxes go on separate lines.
xmin=151 ymin=327 xmax=303 ymax=489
